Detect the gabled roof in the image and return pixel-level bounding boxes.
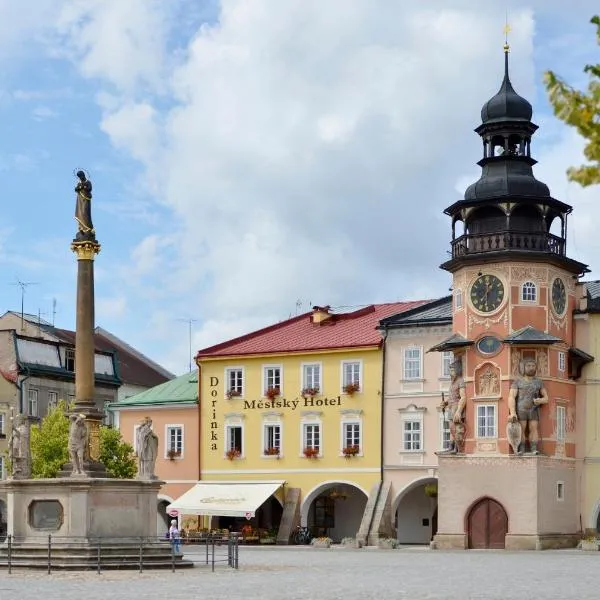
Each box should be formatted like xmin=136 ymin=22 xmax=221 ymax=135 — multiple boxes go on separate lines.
xmin=428 ymin=333 xmax=473 ymax=353
xmin=110 ymin=371 xmax=198 ymax=408
xmin=583 ymin=280 xmax=600 ymax=312
xmin=503 ymin=326 xmax=562 ymax=345
xmin=379 ymin=296 xmax=452 ymax=328
xmin=196 ymin=301 xmax=429 ymax=359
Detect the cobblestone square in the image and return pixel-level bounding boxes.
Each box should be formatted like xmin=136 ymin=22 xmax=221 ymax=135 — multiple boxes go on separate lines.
xmin=0 ymin=546 xmax=597 ymax=600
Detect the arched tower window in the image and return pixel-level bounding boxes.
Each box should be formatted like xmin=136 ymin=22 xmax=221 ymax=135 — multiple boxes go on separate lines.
xmin=521 ymin=281 xmax=537 ymax=303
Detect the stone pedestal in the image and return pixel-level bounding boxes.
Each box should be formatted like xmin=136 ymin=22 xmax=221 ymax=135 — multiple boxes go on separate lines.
xmin=434 ymin=455 xmax=580 ymax=550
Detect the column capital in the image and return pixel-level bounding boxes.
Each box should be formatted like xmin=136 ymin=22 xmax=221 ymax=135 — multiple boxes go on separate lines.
xmin=71 ymin=240 xmax=101 ymax=260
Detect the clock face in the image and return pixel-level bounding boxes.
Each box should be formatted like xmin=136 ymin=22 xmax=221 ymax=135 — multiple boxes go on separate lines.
xmin=470 ymin=274 xmax=505 ymax=313
xmin=552 ymin=277 xmax=567 ymax=315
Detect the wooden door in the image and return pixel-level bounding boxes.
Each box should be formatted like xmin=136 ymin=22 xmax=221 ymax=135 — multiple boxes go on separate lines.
xmin=467 ymin=498 xmax=507 ymax=549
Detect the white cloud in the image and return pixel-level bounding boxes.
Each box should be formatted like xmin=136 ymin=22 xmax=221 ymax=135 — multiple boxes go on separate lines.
xmin=40 ymin=0 xmax=600 ymax=372
xmin=97 ymin=295 xmax=127 ymax=320
xmin=32 ymin=105 xmax=58 ymax=121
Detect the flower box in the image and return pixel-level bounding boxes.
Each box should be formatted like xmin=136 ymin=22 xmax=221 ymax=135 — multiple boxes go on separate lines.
xmin=264 ymin=446 xmax=280 ymax=457
xmin=377 ymin=537 xmax=399 ymax=550
xmin=341 ymin=537 xmax=362 ymax=549
xmin=581 ymin=539 xmax=599 ymax=551
xmin=311 ymin=537 xmax=332 ymax=548
xmin=342 ymin=445 xmax=360 ymax=458
xmin=167 ymin=448 xmax=181 ymax=460
xmin=226 ymin=448 xmax=241 ymax=461
xmin=265 ymin=387 xmax=281 ymax=400
xmin=343 ymin=382 xmax=360 ymax=396
xmin=301 ymin=386 xmax=320 ymax=398
xmin=226 ymin=389 xmax=241 ymax=399
xmin=303 ymin=447 xmax=320 ymax=459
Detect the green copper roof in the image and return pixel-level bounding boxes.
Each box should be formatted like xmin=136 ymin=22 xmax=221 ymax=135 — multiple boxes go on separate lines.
xmin=110 ymin=371 xmax=198 ymax=408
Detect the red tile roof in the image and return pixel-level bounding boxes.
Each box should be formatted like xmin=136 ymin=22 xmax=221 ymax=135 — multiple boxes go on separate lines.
xmin=196 ymin=301 xmax=429 ymax=359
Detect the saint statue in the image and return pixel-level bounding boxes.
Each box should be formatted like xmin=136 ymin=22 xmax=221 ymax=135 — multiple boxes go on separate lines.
xmin=69 ymin=414 xmax=88 ymax=476
xmin=8 ymin=414 xmax=31 ymax=479
xmin=136 ymin=417 xmax=159 ymax=479
xmin=507 ymin=358 xmax=548 ymax=455
xmin=438 ymin=359 xmax=467 ymax=454
xmin=74 ymin=170 xmax=95 ymax=238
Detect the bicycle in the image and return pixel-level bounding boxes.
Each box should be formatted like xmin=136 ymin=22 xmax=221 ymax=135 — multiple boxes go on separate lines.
xmin=292 ymin=525 xmax=313 ymax=545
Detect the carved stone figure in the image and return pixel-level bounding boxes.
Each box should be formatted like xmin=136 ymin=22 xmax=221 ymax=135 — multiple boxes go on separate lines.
xmin=478 ymin=365 xmax=499 ymax=397
xmin=508 ymin=358 xmax=548 ymax=455
xmin=137 ymin=417 xmax=159 ymax=479
xmin=438 ymin=360 xmax=467 ymax=454
xmin=69 ymin=414 xmax=88 ymax=476
xmin=8 ymin=414 xmax=31 ymax=479
xmin=537 ymin=350 xmax=548 ymax=376
xmin=74 ymin=170 xmax=95 ymax=238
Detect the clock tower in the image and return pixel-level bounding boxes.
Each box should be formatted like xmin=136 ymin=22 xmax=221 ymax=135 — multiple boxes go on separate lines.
xmin=433 ymin=43 xmax=591 ymax=550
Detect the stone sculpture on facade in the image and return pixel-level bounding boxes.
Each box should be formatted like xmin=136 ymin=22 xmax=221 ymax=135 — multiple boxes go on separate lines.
xmin=507 ymin=358 xmax=548 ymax=455
xmin=8 ymin=414 xmax=31 ymax=479
xmin=136 ymin=417 xmax=159 ymax=479
xmin=74 ymin=170 xmax=95 ymax=239
xmin=478 ymin=364 xmax=499 ymax=396
xmin=68 ymin=414 xmax=88 ymax=476
xmin=438 ymin=359 xmax=467 ymax=454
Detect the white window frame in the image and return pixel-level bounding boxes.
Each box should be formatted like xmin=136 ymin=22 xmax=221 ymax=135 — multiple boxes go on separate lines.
xmin=403 ymin=346 xmax=423 ymax=381
xmin=263 ymin=364 xmax=283 ymax=396
xmin=340 ymin=412 xmax=363 ymax=457
xmin=301 ymin=362 xmax=322 ymax=393
xmin=28 ymin=388 xmax=39 ymax=417
xmin=521 ymin=281 xmax=537 ymax=303
xmin=476 ymin=404 xmax=497 ymax=438
xmin=47 ymin=391 xmax=58 ymax=412
xmin=454 ymin=288 xmax=463 ymax=310
xmin=340 ymin=360 xmax=362 ymax=392
xmin=225 ymin=423 xmax=244 ymax=458
xmin=558 ymin=351 xmax=566 ymax=373
xmin=556 ymin=481 xmax=565 ymax=502
xmin=441 ymin=351 xmax=453 ymax=379
xmin=133 ymin=424 xmax=141 ymax=453
xmin=402 ymin=418 xmax=422 ymax=451
xmin=262 ymin=420 xmax=283 ymax=458
xmin=165 ymin=424 xmax=184 ymax=459
xmin=300 ymin=413 xmax=323 ymax=457
xmin=225 ymin=366 xmax=245 ymax=398
xmin=439 ymin=411 xmax=452 ymax=451
xmin=556 ymin=405 xmax=566 ymax=441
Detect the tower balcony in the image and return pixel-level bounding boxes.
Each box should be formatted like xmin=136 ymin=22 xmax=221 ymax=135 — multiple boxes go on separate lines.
xmin=450 ymin=230 xmax=565 ymax=259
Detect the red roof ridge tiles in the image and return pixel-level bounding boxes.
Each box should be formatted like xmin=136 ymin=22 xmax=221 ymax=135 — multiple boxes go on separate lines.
xmin=196 ymin=300 xmax=431 ymax=359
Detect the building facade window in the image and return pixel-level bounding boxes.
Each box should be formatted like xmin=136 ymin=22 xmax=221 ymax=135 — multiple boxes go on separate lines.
xmin=557 ymin=481 xmax=565 ymax=501
xmin=226 ymin=425 xmax=243 ymax=454
xmin=0 ymin=456 xmax=4 ymax=480
xmin=68 ymin=394 xmax=76 ymax=404
xmin=558 ymin=351 xmax=566 ymax=372
xmin=439 ymin=412 xmax=451 ymax=450
xmin=166 ymin=425 xmax=184 ymax=457
xmin=65 ymin=348 xmax=75 ymax=371
xmin=454 ymin=289 xmax=463 ymax=310
xmin=403 ymin=347 xmax=422 ymax=380
xmin=263 ymin=365 xmax=282 ymax=395
xmin=303 ymin=423 xmax=320 ymax=452
xmin=48 ymin=391 xmax=58 ymax=413
xmin=302 ymin=363 xmax=321 ymax=392
xmin=521 ymin=281 xmax=537 ymax=302
xmin=225 ymin=367 xmax=244 ymax=397
xmin=556 ymin=405 xmax=566 ymax=441
xmin=0 ymin=413 xmax=4 ymax=437
xmin=341 ymin=361 xmax=361 ymax=391
xmin=441 ymin=351 xmax=453 ymax=378
xmin=476 ymin=405 xmax=496 ymax=438
xmin=403 ymin=420 xmax=421 ymax=451
xmin=264 ymin=423 xmax=281 ymax=452
xmin=28 ymin=388 xmax=39 ymax=416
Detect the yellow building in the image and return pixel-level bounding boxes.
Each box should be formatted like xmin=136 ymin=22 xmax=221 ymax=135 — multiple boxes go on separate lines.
xmin=188 ymin=302 xmax=425 ymax=543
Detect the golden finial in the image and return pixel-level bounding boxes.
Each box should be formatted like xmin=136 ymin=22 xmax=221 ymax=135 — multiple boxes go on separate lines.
xmin=503 ymin=14 xmax=511 ymax=53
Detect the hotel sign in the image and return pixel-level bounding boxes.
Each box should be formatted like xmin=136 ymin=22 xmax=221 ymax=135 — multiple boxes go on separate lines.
xmin=243 ymin=397 xmax=342 ymax=411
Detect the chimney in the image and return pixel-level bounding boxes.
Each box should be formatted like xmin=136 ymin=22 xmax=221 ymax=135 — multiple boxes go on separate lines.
xmin=311 ymin=305 xmax=332 ymax=324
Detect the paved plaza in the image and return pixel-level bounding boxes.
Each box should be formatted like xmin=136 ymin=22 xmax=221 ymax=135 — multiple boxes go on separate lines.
xmin=0 ymin=545 xmax=597 ymax=600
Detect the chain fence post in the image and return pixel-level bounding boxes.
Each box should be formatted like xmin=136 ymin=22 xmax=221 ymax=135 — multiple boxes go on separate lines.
xmin=7 ymin=534 xmax=11 ymax=575
xmin=139 ymin=537 xmax=143 ymax=573
xmin=97 ymin=538 xmax=101 ymax=575
xmin=47 ymin=534 xmax=52 ymax=575
xmin=211 ymin=535 xmax=215 ymax=572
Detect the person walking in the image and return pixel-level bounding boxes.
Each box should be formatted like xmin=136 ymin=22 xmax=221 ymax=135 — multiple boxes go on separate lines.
xmin=169 ymin=519 xmax=181 ymax=553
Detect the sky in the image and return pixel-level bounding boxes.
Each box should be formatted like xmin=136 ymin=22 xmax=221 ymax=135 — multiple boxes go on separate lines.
xmin=0 ymin=1 xmax=598 ymax=376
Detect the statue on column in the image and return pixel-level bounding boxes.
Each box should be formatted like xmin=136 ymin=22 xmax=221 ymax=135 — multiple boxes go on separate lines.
xmin=438 ymin=359 xmax=467 ymax=454
xmin=8 ymin=414 xmax=31 ymax=479
xmin=74 ymin=170 xmax=95 ymax=239
xmin=136 ymin=417 xmax=158 ymax=479
xmin=69 ymin=414 xmax=88 ymax=476
xmin=507 ymin=358 xmax=548 ymax=455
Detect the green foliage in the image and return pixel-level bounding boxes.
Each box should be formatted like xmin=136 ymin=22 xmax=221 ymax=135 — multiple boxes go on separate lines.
xmin=30 ymin=399 xmax=137 ymax=479
xmin=30 ymin=399 xmax=70 ymax=478
xmin=99 ymin=426 xmax=137 ymax=479
xmin=544 ymin=16 xmax=600 ymax=187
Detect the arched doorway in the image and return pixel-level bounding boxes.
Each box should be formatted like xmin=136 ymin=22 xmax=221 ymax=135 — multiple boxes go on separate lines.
xmin=301 ymin=482 xmax=368 ymax=542
xmin=467 ymin=497 xmax=508 ymax=549
xmin=394 ymin=478 xmax=438 ymax=545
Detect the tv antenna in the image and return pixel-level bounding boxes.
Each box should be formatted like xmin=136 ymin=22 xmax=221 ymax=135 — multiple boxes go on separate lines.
xmin=10 ymin=278 xmax=39 ymax=331
xmin=176 ymin=318 xmax=199 ymax=372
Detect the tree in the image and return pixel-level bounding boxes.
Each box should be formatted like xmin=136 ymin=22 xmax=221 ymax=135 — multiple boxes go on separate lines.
xmin=544 ymin=16 xmax=600 ymax=187
xmin=99 ymin=426 xmax=137 ymax=479
xmin=30 ymin=400 xmax=137 ymax=479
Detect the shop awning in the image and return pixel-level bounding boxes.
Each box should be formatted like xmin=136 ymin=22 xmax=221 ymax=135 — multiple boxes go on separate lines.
xmin=167 ymin=480 xmax=285 ymax=517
